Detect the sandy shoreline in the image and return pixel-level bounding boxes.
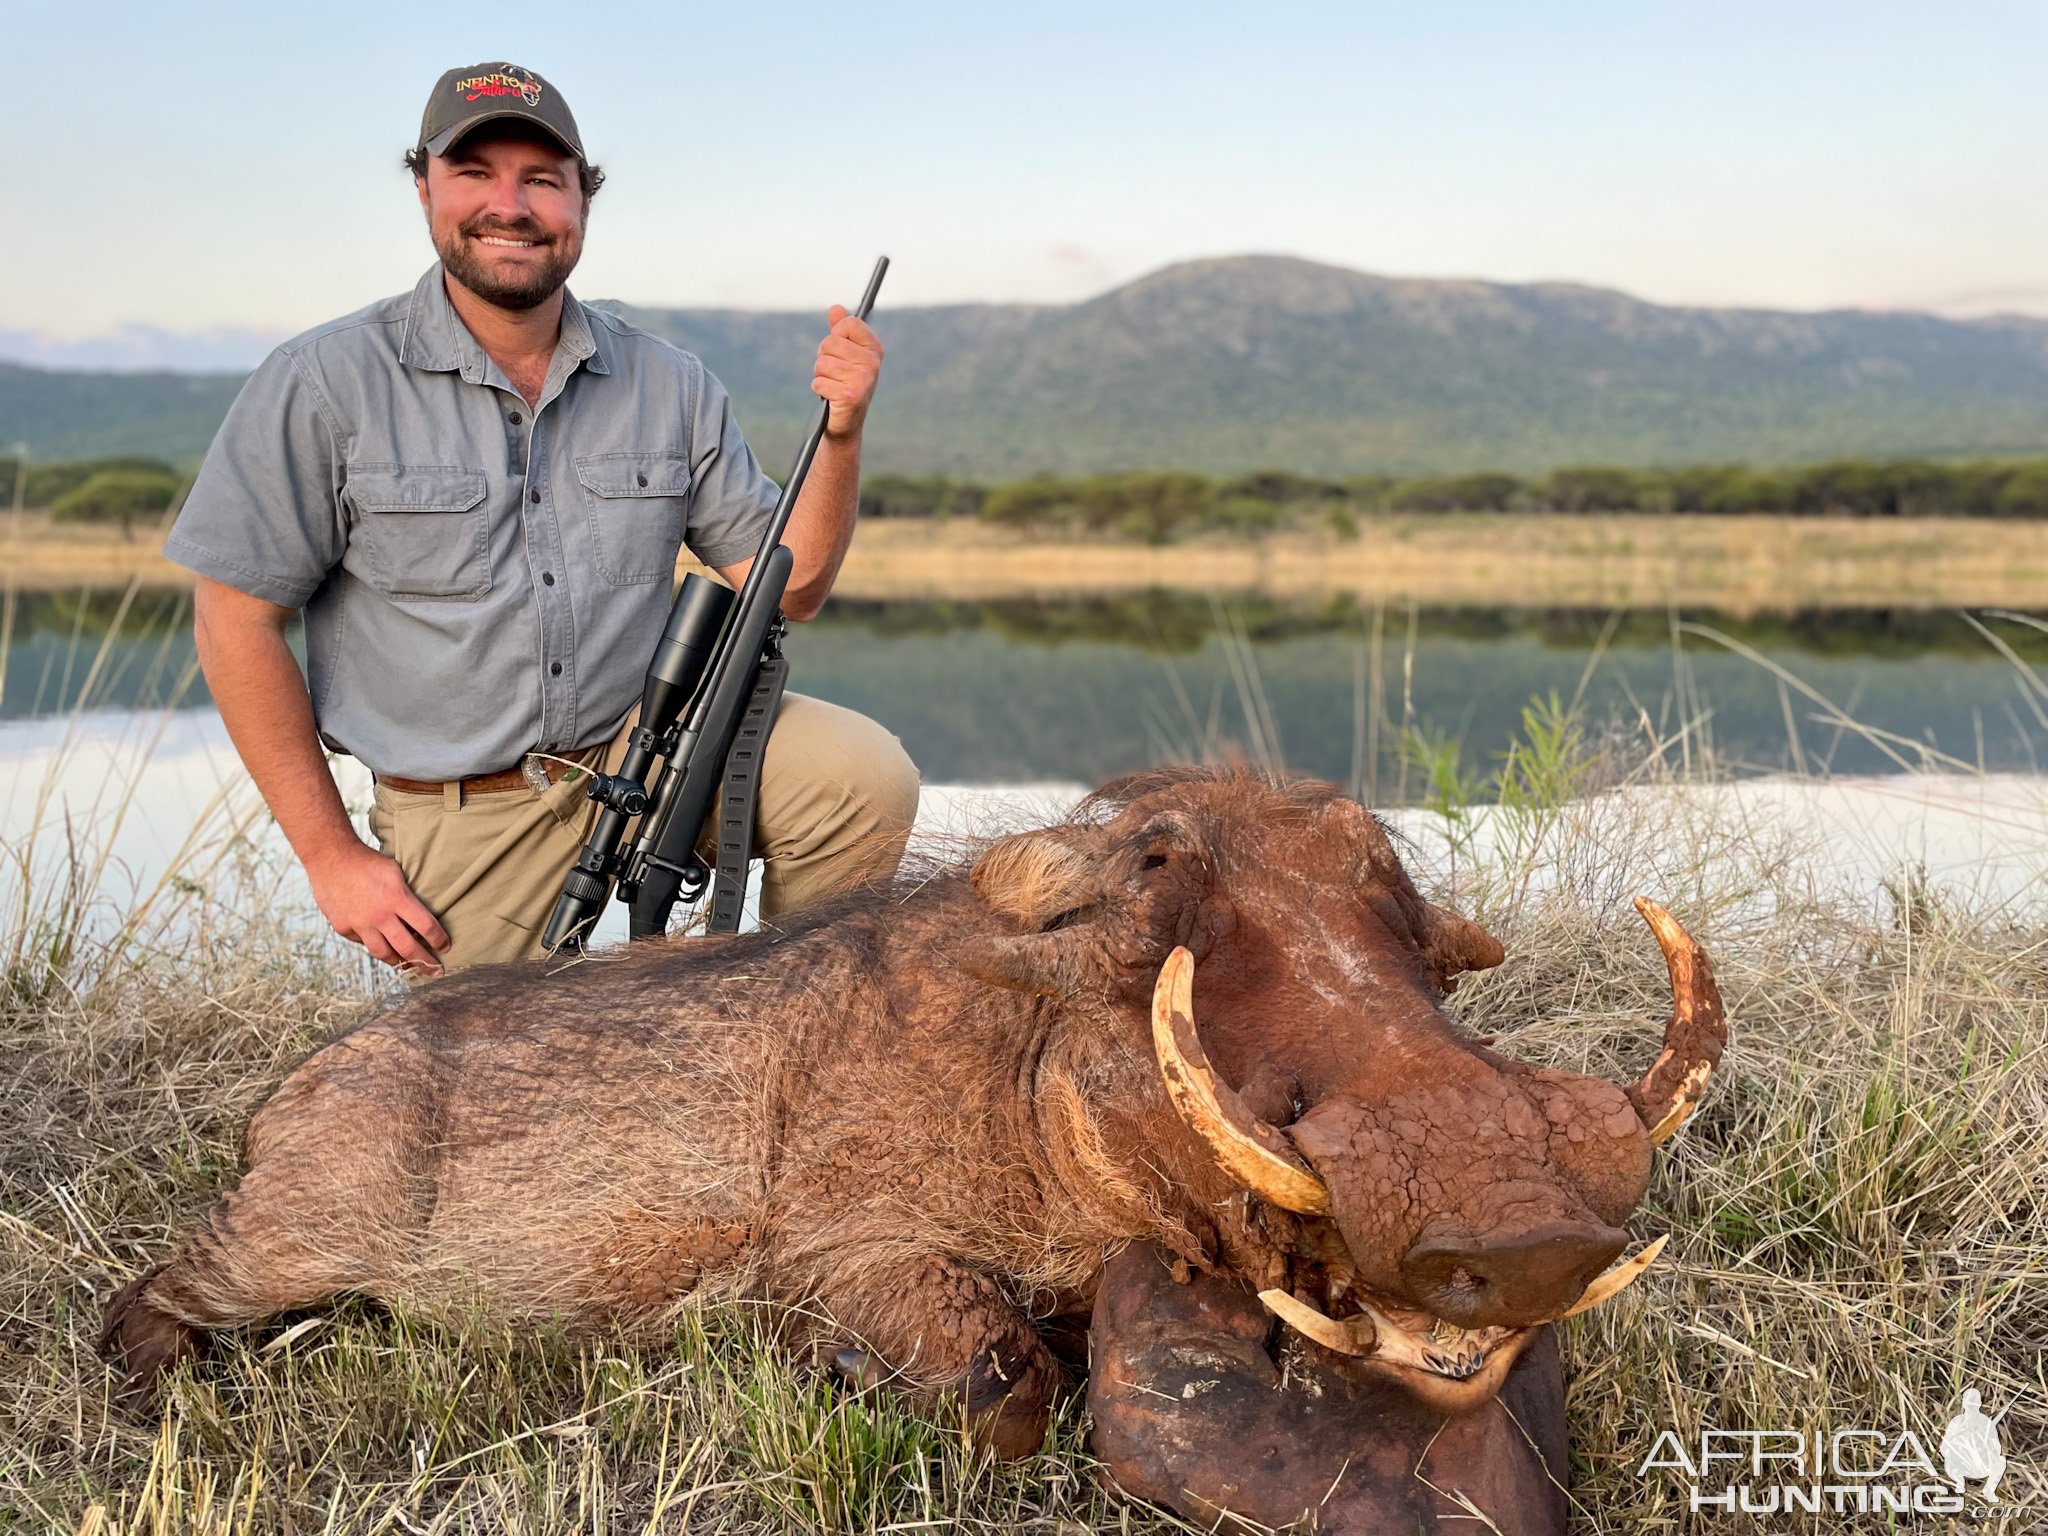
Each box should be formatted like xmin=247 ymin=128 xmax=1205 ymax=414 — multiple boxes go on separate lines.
xmin=4 ymin=510 xmax=2045 ymax=611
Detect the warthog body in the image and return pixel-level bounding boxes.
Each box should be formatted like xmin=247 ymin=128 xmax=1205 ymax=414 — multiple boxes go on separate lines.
xmin=106 ymin=767 xmax=1721 ymax=1466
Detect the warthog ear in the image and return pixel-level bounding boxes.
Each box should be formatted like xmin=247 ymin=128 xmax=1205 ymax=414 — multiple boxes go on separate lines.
xmin=970 ymin=826 xmax=1098 ymax=927
xmin=957 ymin=828 xmax=1103 ymax=994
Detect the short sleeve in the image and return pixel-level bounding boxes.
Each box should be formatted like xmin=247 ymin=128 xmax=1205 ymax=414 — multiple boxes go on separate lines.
xmin=162 ymin=346 xmax=345 ymax=607
xmin=682 ymin=362 xmax=782 ymax=569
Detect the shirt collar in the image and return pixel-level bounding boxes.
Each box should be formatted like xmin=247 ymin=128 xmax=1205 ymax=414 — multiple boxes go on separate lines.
xmin=398 ymin=262 xmax=611 ymax=379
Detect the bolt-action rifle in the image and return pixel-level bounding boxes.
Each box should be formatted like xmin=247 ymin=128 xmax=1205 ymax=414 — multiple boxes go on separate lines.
xmin=541 ymin=256 xmax=889 ymax=951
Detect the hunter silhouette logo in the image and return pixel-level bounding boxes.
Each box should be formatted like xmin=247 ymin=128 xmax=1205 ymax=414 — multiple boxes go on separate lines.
xmin=456 ymin=68 xmax=543 ymax=107
xmin=1941 ymin=1389 xmax=2008 ymax=1503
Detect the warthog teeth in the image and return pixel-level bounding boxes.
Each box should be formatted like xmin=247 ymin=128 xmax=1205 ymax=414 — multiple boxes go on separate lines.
xmin=1426 ymin=1349 xmax=1486 ymax=1381
xmin=1557 ymin=1234 xmax=1668 ymax=1319
xmin=1261 ymin=1289 xmax=1514 ymax=1382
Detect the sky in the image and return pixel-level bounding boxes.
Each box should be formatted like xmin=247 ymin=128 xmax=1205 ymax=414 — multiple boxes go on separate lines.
xmin=5 ymin=0 xmax=2045 ymax=367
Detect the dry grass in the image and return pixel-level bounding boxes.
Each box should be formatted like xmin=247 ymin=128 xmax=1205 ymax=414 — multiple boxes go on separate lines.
xmin=3 ymin=752 xmax=2045 ymax=1530
xmin=9 ymin=509 xmax=2048 ymax=610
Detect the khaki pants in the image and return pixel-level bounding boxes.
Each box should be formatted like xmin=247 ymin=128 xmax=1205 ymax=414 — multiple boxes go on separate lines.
xmin=365 ymin=693 xmax=919 ymax=973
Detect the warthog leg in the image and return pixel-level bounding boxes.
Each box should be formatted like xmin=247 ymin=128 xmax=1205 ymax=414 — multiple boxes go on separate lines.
xmin=99 ymin=1152 xmax=414 ymax=1391
xmin=100 ymin=1036 xmax=437 ymax=1392
xmin=813 ymin=1251 xmax=1063 ymax=1460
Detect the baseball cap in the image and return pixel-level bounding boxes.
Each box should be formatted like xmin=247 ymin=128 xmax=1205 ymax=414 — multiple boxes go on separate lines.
xmin=417 ymin=62 xmax=584 ymax=160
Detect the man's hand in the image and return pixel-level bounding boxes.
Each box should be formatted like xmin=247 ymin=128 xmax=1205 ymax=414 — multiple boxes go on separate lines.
xmin=814 ymin=305 xmax=883 ymax=439
xmin=305 ymin=840 xmax=450 ymax=976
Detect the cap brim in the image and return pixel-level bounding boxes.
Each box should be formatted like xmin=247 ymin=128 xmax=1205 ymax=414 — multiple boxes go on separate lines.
xmin=423 ymin=110 xmax=578 ymax=160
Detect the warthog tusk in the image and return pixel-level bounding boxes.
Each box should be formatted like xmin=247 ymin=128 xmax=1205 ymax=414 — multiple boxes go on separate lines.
xmin=1152 ymin=946 xmax=1332 ymax=1216
xmin=1258 ymin=1288 xmax=1378 ymax=1355
xmin=1556 ymin=1234 xmax=1668 ymax=1319
xmin=1259 ymin=1290 xmax=1502 ymax=1380
xmin=1628 ymin=899 xmax=1728 ymax=1147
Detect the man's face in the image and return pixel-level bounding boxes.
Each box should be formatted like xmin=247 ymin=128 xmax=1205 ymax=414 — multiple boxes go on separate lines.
xmin=417 ymin=129 xmax=587 ymax=311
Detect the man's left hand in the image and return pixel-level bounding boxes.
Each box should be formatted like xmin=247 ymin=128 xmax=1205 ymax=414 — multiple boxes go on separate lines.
xmin=814 ymin=305 xmax=883 ymax=440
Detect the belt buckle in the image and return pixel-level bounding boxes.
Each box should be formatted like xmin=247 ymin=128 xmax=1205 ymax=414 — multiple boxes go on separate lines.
xmin=521 ymin=754 xmax=553 ymax=795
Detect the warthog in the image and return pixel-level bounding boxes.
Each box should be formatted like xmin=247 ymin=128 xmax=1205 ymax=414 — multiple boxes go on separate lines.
xmin=104 ymin=767 xmax=1722 ymax=1469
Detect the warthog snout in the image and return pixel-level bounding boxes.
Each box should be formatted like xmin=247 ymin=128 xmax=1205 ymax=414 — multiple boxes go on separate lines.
xmin=1400 ymin=1218 xmax=1632 ymax=1330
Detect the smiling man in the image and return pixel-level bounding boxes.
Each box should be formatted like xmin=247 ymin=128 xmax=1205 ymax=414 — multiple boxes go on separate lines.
xmin=163 ymin=62 xmax=918 ymax=976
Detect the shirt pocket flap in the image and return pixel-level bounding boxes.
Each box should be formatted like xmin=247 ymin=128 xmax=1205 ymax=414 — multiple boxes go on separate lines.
xmin=349 ymin=463 xmax=488 ymax=514
xmin=575 ymin=452 xmax=694 ymax=499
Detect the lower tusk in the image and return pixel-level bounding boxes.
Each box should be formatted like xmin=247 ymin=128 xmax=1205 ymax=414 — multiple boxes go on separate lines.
xmin=1259 ymin=1288 xmax=1379 ymax=1356
xmin=1557 ymin=1234 xmax=1668 ymax=1319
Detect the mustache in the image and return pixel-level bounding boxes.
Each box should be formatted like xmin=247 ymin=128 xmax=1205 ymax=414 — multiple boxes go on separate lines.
xmin=460 ymin=217 xmax=552 ymax=244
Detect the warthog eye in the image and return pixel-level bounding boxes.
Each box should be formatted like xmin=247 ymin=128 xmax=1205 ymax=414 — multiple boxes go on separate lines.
xmin=1042 ymin=908 xmax=1084 ymax=933
xmin=1140 ymin=853 xmax=1169 ymax=871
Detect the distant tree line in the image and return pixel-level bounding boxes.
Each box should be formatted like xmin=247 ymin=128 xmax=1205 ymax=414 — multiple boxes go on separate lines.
xmin=0 ymin=454 xmax=189 ymax=539
xmin=8 ymin=454 xmax=2047 ymax=547
xmin=862 ymin=458 xmax=2048 ymax=539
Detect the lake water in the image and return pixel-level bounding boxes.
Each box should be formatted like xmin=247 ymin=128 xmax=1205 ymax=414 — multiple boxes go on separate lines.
xmin=5 ymin=585 xmax=2046 ymax=957
xmin=8 ymin=588 xmax=2048 ymax=787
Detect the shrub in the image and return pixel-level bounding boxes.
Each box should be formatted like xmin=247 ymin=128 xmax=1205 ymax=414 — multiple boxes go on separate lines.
xmin=1542 ymin=465 xmax=1648 ymax=513
xmin=47 ymin=469 xmax=183 ymax=538
xmin=1218 ymin=469 xmax=1348 ymax=505
xmin=1701 ymin=470 xmax=1794 ymax=515
xmin=981 ymin=474 xmax=1082 ymax=530
xmin=25 ymin=457 xmax=177 ymax=509
xmin=1996 ymin=463 xmax=2048 ymax=519
xmin=1389 ymin=473 xmax=1524 ymax=512
xmin=858 ymin=474 xmax=986 ymax=520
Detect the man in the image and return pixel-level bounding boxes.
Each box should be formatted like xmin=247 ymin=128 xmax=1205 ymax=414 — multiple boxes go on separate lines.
xmin=164 ymin=62 xmax=918 ymax=976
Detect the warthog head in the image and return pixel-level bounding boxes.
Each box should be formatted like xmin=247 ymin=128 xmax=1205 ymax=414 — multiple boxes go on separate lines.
xmin=958 ymin=768 xmax=1724 ymax=1413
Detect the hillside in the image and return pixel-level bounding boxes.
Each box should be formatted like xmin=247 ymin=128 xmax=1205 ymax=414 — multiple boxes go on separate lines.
xmin=11 ymin=256 xmax=2048 ymax=475
xmin=0 ymin=365 xmax=244 ymax=464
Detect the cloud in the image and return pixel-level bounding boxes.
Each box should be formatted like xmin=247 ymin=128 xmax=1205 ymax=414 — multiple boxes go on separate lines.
xmin=0 ymin=324 xmax=288 ymax=372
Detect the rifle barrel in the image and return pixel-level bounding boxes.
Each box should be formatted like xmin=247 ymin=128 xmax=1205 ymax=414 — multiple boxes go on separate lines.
xmin=724 ymin=255 xmax=888 ymax=623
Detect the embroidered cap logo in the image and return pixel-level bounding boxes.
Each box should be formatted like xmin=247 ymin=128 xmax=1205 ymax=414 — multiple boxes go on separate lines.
xmin=455 ymin=67 xmax=544 ymax=108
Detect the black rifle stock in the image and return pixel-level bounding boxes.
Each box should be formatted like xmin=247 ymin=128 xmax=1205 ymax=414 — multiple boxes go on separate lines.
xmin=541 ymin=255 xmax=889 ymax=952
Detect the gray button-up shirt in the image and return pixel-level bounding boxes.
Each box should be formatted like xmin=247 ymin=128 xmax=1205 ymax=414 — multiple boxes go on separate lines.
xmin=164 ymin=264 xmax=780 ymax=780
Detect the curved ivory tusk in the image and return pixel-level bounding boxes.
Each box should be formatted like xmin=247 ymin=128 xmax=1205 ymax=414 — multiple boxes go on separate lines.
xmin=1153 ymin=947 xmax=1333 ymax=1216
xmin=1556 ymin=1234 xmax=1668 ymax=1319
xmin=1259 ymin=1288 xmax=1378 ymax=1355
xmin=1628 ymin=898 xmax=1728 ymax=1147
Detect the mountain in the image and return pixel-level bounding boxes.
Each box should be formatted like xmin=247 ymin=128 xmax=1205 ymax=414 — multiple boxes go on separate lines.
xmin=11 ymin=256 xmax=2048 ymax=476
xmin=0 ymin=364 xmax=246 ymax=464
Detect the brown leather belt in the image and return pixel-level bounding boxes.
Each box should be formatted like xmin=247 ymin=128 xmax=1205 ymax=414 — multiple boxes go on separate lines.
xmin=375 ymin=756 xmax=584 ymax=797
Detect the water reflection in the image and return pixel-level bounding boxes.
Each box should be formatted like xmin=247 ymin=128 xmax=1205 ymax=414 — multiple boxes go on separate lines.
xmin=6 ymin=587 xmax=2046 ymax=787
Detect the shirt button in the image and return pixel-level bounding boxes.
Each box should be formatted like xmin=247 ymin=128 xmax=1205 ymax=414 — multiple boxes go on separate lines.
xmin=541 ymin=571 xmax=555 ymax=586
xmin=550 ymin=662 xmax=564 ymax=677
xmin=636 ymin=472 xmax=648 ymax=487
xmin=531 ymin=488 xmax=541 ymax=503
xmin=508 ymin=410 xmax=523 ymax=425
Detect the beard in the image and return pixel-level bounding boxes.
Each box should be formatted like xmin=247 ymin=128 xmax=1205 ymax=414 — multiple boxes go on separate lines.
xmin=435 ymin=215 xmax=581 ymax=311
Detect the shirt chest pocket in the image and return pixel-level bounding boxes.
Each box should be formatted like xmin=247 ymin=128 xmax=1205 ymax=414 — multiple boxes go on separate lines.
xmin=345 ymin=463 xmax=491 ymax=600
xmin=575 ymin=452 xmax=691 ymax=586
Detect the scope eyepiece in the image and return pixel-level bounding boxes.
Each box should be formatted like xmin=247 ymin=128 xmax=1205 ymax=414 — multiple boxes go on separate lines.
xmin=586 ymin=773 xmax=649 ymax=816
